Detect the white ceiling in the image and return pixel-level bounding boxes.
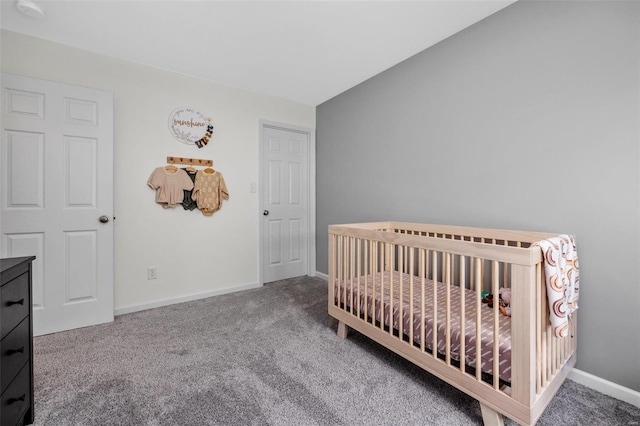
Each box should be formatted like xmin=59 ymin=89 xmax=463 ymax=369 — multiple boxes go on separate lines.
xmin=1 ymin=0 xmax=516 ymax=106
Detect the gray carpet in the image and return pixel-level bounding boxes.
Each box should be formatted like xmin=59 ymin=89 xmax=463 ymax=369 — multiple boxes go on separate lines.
xmin=33 ymin=276 xmax=639 ymax=425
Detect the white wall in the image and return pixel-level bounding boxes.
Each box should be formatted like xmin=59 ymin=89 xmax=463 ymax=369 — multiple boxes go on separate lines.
xmin=1 ymin=30 xmax=315 ymax=311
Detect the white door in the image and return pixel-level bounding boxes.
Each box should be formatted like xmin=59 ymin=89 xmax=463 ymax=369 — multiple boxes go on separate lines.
xmin=1 ymin=73 xmax=114 ymax=336
xmin=261 ymin=125 xmax=310 ymax=283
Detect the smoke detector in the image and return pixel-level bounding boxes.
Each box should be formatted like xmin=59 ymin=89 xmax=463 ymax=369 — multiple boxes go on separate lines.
xmin=16 ymin=0 xmax=44 ymax=18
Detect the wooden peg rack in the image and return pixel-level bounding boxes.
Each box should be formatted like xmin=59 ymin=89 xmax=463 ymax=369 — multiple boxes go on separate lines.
xmin=166 ymin=156 xmax=212 ymax=167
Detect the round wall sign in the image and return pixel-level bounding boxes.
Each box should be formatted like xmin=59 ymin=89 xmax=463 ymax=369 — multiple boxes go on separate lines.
xmin=168 ymin=107 xmax=214 ymax=148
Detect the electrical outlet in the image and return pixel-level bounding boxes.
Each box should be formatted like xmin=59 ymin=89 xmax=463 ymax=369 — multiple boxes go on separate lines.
xmin=147 ymin=267 xmax=158 ymax=280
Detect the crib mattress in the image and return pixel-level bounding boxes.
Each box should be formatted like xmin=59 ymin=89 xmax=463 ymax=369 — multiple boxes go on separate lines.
xmin=335 ymin=271 xmax=512 ymax=383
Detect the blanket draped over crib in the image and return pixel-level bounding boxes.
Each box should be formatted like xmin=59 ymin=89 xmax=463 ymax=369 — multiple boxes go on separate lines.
xmin=536 ymin=235 xmax=580 ymax=338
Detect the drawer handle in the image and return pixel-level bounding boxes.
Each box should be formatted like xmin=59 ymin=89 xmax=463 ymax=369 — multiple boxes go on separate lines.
xmin=7 ymin=299 xmax=24 ymax=306
xmin=8 ymin=394 xmax=25 ymax=405
xmin=7 ymin=346 xmax=25 ymax=355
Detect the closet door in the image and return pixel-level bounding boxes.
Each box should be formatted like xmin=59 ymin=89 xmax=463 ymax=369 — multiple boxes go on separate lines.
xmin=1 ymin=73 xmax=114 ymax=336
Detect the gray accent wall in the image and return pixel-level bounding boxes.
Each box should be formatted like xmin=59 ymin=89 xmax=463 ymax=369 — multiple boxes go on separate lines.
xmin=316 ymin=1 xmax=639 ymax=392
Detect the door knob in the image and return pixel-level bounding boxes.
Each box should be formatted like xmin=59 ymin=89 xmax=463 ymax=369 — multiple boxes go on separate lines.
xmin=263 ymin=210 xmax=269 ymax=216
xmin=99 ymin=215 xmax=110 ymax=223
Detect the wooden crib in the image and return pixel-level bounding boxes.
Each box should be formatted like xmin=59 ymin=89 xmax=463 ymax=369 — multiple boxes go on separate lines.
xmin=328 ymin=222 xmax=577 ymax=426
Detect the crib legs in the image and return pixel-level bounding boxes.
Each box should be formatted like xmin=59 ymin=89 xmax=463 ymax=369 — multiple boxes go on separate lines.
xmin=480 ymin=403 xmax=505 ymax=426
xmin=337 ymin=321 xmax=349 ymax=339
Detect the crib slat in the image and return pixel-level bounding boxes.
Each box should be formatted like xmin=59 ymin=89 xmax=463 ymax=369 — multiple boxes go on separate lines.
xmin=329 ymin=234 xmax=335 ymax=309
xmin=364 ymin=240 xmax=369 ymax=323
xmin=351 ymin=237 xmax=355 ymax=313
xmin=346 ymin=237 xmax=350 ymax=311
xmin=554 ymin=337 xmax=564 ymax=374
xmin=372 ymin=242 xmax=377 ymax=327
xmin=492 ymin=261 xmax=500 ymax=390
xmin=390 ymin=243 xmax=395 ymax=337
xmin=475 ymin=257 xmax=482 ymax=381
xmin=339 ymin=235 xmax=344 ymax=308
xmin=567 ymin=313 xmax=576 ymax=358
xmin=556 ymin=333 xmax=561 ymax=373
xmin=468 ymin=256 xmax=472 ymax=290
xmin=480 ymin=260 xmax=485 ymax=295
xmin=346 ymin=236 xmax=350 ymax=309
xmin=511 ymin=264 xmax=537 ymax=406
xmin=335 ymin=235 xmax=340 ymax=307
xmin=502 ymin=240 xmax=508 ymax=289
xmin=559 ymin=326 xmax=563 ymax=366
xmin=541 ymin=268 xmax=549 ymax=387
xmin=564 ymin=322 xmax=568 ymax=362
xmin=573 ymin=314 xmax=577 ymax=351
xmin=572 ymin=313 xmax=577 ymax=354
xmin=547 ymin=322 xmax=552 ymax=384
xmin=357 ymin=238 xmax=362 ymax=317
xmin=432 ymin=250 xmax=438 ymax=360
xmin=536 ymin=261 xmax=542 ymax=394
xmin=350 ymin=237 xmax=355 ymax=315
xmin=425 ymin=247 xmax=430 ymax=281
xmin=561 ymin=325 xmax=565 ymax=367
xmin=445 ymin=252 xmax=451 ymax=366
xmin=344 ymin=236 xmax=348 ymax=284
xmin=398 ymin=245 xmax=404 ymax=338
xmin=568 ymin=321 xmax=572 ymax=357
xmin=404 ymin=245 xmax=409 ymax=275
xmin=409 ymin=249 xmax=415 ymax=346
xmin=380 ymin=243 xmax=385 ymax=332
xmin=459 ymin=255 xmax=466 ymax=375
xmin=562 ymin=317 xmax=573 ymax=365
xmin=552 ymin=330 xmax=557 ymax=375
xmin=420 ymin=249 xmax=426 ymax=353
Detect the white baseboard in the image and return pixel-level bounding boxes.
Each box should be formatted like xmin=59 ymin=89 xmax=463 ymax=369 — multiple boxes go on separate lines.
xmin=315 ymin=271 xmax=328 ymax=280
xmin=114 ymin=282 xmax=262 ymax=316
xmin=569 ymin=369 xmax=640 ymax=408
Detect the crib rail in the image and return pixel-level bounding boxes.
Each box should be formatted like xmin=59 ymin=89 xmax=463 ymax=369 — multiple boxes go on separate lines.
xmin=328 ymin=222 xmax=577 ymax=425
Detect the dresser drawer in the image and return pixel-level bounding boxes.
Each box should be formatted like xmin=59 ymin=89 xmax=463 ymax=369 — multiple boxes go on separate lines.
xmin=1 ymin=317 xmax=30 ymax=394
xmin=1 ymin=272 xmax=29 ymax=339
xmin=0 ymin=362 xmax=31 ymax=426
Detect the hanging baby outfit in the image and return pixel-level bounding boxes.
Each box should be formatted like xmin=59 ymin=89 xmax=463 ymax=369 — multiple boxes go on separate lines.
xmin=147 ymin=167 xmax=194 ymax=208
xmin=181 ymin=168 xmax=198 ymax=211
xmin=191 ymin=170 xmax=229 ymax=216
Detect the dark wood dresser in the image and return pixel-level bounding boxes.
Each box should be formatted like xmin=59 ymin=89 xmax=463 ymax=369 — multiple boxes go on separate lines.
xmin=0 ymin=256 xmax=35 ymax=426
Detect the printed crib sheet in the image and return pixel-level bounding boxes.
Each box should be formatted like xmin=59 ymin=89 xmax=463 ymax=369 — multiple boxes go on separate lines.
xmin=336 ymin=271 xmax=512 ymax=383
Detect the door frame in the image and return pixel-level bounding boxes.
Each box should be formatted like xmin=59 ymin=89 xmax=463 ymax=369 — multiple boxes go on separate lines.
xmin=258 ymin=120 xmax=316 ymax=285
